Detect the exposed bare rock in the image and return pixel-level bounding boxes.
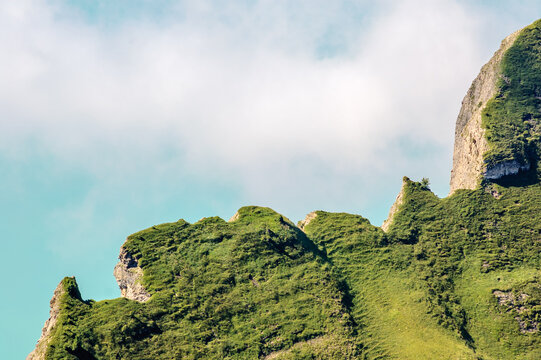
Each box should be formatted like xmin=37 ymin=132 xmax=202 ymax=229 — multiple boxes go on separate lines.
xmin=382 ymin=178 xmax=407 ymax=232
xmin=113 ymin=247 xmax=151 ymax=302
xmin=27 ymin=279 xmax=70 ymax=360
xmin=493 ymin=290 xmax=539 ymax=333
xmin=228 ymin=211 xmax=240 ymax=222
xmin=449 ymin=30 xmax=521 ymax=194
xmin=485 ymin=185 xmax=502 ymax=199
xmin=484 ymin=160 xmax=530 ymax=179
xmin=298 ymin=211 xmax=318 ymax=232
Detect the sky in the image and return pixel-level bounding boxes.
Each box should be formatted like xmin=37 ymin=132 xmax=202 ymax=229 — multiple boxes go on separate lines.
xmin=2 ymin=0 xmax=541 ymax=358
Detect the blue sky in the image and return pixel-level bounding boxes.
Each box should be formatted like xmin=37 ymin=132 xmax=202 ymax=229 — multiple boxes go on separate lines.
xmin=2 ymin=1 xmax=541 ymax=358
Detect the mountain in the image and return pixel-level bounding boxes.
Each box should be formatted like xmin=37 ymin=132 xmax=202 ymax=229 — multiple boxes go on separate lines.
xmin=450 ymin=20 xmax=541 ymax=192
xmin=29 ymin=20 xmax=541 ymax=360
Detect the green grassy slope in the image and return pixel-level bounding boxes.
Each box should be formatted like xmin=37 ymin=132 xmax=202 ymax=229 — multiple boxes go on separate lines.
xmin=302 ymin=212 xmax=476 ymax=360
xmin=43 ymin=179 xmax=540 ymax=359
xmin=302 ymin=176 xmax=540 ymax=359
xmin=385 ymin=179 xmax=541 ymax=359
xmin=37 ymin=18 xmax=541 ymax=360
xmin=45 ymin=207 xmax=360 ymax=359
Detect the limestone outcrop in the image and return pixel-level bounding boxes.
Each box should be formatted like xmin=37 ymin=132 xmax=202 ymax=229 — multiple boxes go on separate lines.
xmin=113 ymin=246 xmax=151 ymax=302
xmin=27 ymin=279 xmax=70 ymax=360
xmin=449 ymin=30 xmax=521 ymax=194
xmin=381 ymin=178 xmax=407 ymax=232
xmin=228 ymin=211 xmax=240 ymax=222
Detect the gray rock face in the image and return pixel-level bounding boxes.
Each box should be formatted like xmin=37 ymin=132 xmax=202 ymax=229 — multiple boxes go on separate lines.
xmin=27 ymin=280 xmax=68 ymax=360
xmin=113 ymin=247 xmax=151 ymax=302
xmin=493 ymin=289 xmax=539 ymax=333
xmin=382 ymin=178 xmax=407 ymax=232
xmin=449 ymin=30 xmax=521 ymax=194
xmin=484 ymin=160 xmax=530 ymax=179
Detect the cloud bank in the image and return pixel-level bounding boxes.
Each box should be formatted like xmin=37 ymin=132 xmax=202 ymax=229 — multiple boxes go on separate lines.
xmin=0 ymin=0 xmax=510 ymax=222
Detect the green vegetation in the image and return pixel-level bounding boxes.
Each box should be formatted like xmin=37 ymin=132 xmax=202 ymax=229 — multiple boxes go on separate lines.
xmin=42 ymin=180 xmax=540 ymax=359
xmin=482 ymin=19 xmax=541 ymax=172
xmin=384 ymin=179 xmax=541 ymax=359
xmin=301 ymin=211 xmax=475 ymax=359
xmin=45 ymin=207 xmax=360 ymax=359
xmin=37 ymin=19 xmax=541 ymax=360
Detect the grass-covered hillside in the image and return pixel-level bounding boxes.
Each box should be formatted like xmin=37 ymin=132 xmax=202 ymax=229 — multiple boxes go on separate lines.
xmin=40 ymin=176 xmax=540 ymax=359
xmin=33 ymin=18 xmax=541 ymax=360
xmin=44 ymin=207 xmax=361 ymax=359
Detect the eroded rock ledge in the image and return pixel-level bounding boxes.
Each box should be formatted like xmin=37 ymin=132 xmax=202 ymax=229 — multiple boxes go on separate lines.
xmin=113 ymin=247 xmax=151 ymax=302
xmin=484 ymin=160 xmax=530 ymax=179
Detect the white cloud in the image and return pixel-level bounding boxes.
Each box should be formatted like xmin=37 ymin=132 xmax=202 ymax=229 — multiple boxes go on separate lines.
xmin=0 ymin=0 xmax=525 ymax=222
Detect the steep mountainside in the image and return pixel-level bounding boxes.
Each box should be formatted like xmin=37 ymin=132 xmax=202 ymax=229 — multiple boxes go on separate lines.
xmin=450 ymin=20 xmax=541 ymax=193
xmin=449 ymin=29 xmax=520 ymax=193
xmin=30 ymin=20 xmax=541 ymax=360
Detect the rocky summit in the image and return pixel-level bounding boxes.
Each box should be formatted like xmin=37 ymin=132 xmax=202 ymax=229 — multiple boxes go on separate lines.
xmin=30 ymin=20 xmax=541 ymax=360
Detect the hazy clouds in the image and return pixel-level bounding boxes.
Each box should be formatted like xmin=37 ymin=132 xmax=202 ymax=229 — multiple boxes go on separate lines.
xmin=0 ymin=0 xmax=532 ymax=221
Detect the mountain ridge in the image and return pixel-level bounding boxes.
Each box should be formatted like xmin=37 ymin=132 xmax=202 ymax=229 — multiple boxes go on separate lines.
xmin=29 ymin=19 xmax=541 ymax=360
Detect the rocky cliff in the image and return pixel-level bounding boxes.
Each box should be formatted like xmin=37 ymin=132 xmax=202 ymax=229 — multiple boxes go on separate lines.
xmin=113 ymin=246 xmax=151 ymax=302
xmin=449 ymin=30 xmax=520 ymax=193
xmin=450 ymin=19 xmax=541 ymax=193
xmin=26 ymin=281 xmax=67 ymax=360
xmin=27 ymin=277 xmax=86 ymax=360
